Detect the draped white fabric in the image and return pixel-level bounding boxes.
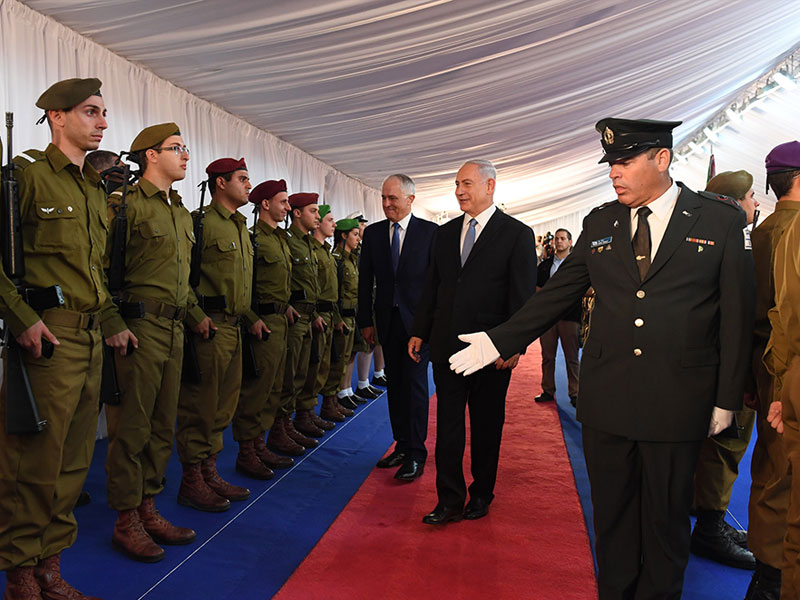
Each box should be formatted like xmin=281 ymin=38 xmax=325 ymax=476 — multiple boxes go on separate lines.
xmin=0 ymin=0 xmax=380 ymax=220
xmin=2 ymin=0 xmax=800 ymax=234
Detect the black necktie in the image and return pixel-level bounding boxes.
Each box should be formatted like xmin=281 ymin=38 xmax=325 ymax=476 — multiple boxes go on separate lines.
xmin=632 ymin=206 xmax=652 ymax=281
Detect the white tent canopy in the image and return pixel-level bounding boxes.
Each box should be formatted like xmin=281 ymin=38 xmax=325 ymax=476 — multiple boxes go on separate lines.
xmin=2 ymin=0 xmax=800 ymax=233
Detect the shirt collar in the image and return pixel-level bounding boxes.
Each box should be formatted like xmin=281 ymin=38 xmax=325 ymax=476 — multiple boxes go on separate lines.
xmin=392 ymin=212 xmax=412 ymax=230
xmin=639 ymin=180 xmax=678 ymax=221
xmin=45 ymin=143 xmax=101 ymax=185
xmin=138 ymin=176 xmax=183 ymax=206
xmin=464 ymin=203 xmax=497 ymax=229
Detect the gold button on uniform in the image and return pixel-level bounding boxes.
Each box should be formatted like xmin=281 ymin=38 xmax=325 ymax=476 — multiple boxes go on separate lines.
xmin=635 ymin=318 xmax=644 ymax=327
xmin=633 ymin=348 xmax=643 ymax=357
xmin=636 ymin=290 xmax=645 ymax=299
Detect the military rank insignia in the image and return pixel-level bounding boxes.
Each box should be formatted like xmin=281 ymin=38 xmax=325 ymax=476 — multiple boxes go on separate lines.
xmin=591 ymin=236 xmax=613 ymax=254
xmin=686 ymin=236 xmax=715 ymax=253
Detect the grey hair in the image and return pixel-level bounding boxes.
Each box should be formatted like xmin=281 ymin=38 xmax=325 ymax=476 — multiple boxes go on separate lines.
xmin=383 ymin=173 xmax=415 ymax=196
xmin=462 ymin=159 xmax=497 ymax=182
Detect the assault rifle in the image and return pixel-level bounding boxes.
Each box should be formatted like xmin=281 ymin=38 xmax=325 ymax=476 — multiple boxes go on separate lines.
xmin=242 ymin=204 xmax=268 ymax=379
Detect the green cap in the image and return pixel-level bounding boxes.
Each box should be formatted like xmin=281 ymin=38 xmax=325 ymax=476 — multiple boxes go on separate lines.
xmin=36 ymin=78 xmax=102 ymax=110
xmin=318 ymin=205 xmax=332 ymax=218
xmin=705 ymin=170 xmax=753 ymax=200
xmin=335 ymin=218 xmax=359 ymax=232
xmin=130 ymin=122 xmax=181 ymax=152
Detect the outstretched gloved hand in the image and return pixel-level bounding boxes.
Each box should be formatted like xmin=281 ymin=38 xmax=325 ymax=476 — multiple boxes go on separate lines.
xmin=449 ymin=332 xmax=501 ymax=376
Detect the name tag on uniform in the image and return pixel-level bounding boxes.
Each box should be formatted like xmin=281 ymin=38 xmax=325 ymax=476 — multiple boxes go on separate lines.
xmin=591 ymin=236 xmax=612 ymax=248
xmin=743 ymin=228 xmax=752 ymax=250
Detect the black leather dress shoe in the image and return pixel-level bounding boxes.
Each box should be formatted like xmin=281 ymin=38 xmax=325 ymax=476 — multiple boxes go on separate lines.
xmin=691 ymin=510 xmax=755 ymax=569
xmin=338 ymin=395 xmax=358 ymax=410
xmin=355 ymin=386 xmax=380 ymax=400
xmin=422 ymin=504 xmax=463 ymax=525
xmin=348 ymin=391 xmax=368 ymax=405
xmin=376 ymin=450 xmax=406 ymax=468
xmin=535 ymin=392 xmax=555 ymax=403
xmin=464 ymin=496 xmax=491 ymax=520
xmin=371 ymin=374 xmax=388 ymax=387
xmin=394 ymin=460 xmax=424 ymax=481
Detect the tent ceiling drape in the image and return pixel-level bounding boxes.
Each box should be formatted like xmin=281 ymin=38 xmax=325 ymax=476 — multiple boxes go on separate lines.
xmin=9 ymin=0 xmax=800 ymax=231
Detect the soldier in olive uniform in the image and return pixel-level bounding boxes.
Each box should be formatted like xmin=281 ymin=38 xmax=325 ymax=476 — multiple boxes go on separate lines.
xmin=689 ymin=171 xmax=758 ymax=570
xmin=0 ymin=78 xmax=135 ymax=600
xmin=271 ymin=193 xmax=332 ymax=455
xmin=321 ymin=218 xmax=362 ymax=421
xmin=232 ymin=180 xmax=296 ymax=475
xmin=294 ymin=205 xmax=338 ymax=437
xmin=104 ymin=123 xmax=210 ymax=563
xmin=176 ymin=158 xmax=268 ymax=508
xmin=756 ymin=143 xmax=800 ymax=600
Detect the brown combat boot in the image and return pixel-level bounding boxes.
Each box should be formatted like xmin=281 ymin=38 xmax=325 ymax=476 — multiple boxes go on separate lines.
xmin=266 ymin=415 xmax=305 ymax=456
xmin=236 ymin=440 xmax=275 ymax=480
xmin=294 ymin=409 xmax=325 ymax=438
xmin=34 ymin=553 xmax=103 ymax=599
xmin=4 ymin=565 xmax=42 ymax=600
xmin=177 ymin=462 xmax=231 ymax=512
xmin=285 ymin=416 xmax=319 ymax=448
xmin=254 ymin=434 xmax=294 ymax=469
xmin=201 ymin=454 xmax=251 ymax=501
xmin=111 ymin=509 xmax=165 ymax=563
xmin=138 ymin=497 xmax=196 ymax=545
xmin=320 ymin=396 xmax=346 ymax=422
xmin=311 ymin=409 xmax=335 ymax=431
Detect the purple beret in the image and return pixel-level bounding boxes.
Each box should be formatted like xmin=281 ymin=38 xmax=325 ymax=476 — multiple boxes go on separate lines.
xmin=289 ymin=192 xmax=319 ymax=209
xmin=766 ymin=142 xmax=800 ymax=174
xmin=206 ymin=157 xmax=247 ymax=176
xmin=249 ymin=179 xmax=287 ymax=204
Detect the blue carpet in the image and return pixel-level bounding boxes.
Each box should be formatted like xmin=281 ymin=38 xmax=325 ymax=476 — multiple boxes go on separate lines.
xmin=553 ymin=347 xmax=756 ymax=599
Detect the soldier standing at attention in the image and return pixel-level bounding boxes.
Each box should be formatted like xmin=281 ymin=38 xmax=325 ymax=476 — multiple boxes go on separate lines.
xmin=322 ymin=218 xmax=362 ymax=421
xmin=105 ymin=123 xmax=209 ymax=563
xmin=176 ymin=158 xmax=267 ymax=507
xmin=271 ymin=193 xmax=330 ymax=456
xmin=294 ymin=204 xmax=338 ymax=437
xmin=0 ymin=78 xmax=135 ymax=599
xmin=233 ymin=180 xmax=297 ymax=474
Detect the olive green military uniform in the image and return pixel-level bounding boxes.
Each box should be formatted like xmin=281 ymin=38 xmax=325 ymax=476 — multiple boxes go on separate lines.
xmin=177 ymin=201 xmax=258 ymax=463
xmin=351 ymin=243 xmax=374 ymax=353
xmin=233 ymin=221 xmax=292 ymax=440
xmin=104 ymin=177 xmax=205 ymax=511
xmin=279 ymin=223 xmax=319 ymax=416
xmin=323 ymin=249 xmax=359 ymax=395
xmin=0 ymin=144 xmax=122 ymax=569
xmin=297 ymin=237 xmax=338 ymax=411
xmin=755 ymin=203 xmax=800 ymax=576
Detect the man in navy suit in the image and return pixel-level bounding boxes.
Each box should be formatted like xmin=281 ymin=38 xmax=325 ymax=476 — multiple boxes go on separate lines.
xmin=358 ymin=174 xmax=437 ymax=481
xmin=409 ymin=160 xmax=537 ymax=524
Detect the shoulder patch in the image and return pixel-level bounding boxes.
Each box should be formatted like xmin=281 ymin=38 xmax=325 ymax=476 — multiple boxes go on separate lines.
xmin=697 ymin=190 xmax=742 ymax=211
xmin=13 ymin=149 xmax=45 ymax=169
xmin=589 ymin=200 xmax=618 ymax=214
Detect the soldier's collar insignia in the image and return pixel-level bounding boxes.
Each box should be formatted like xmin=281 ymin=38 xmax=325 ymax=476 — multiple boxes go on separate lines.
xmin=603 ymin=127 xmax=614 ymax=145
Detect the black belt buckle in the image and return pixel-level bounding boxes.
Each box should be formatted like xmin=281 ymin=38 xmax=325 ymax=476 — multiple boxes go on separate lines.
xmin=86 ymin=313 xmax=95 ymax=330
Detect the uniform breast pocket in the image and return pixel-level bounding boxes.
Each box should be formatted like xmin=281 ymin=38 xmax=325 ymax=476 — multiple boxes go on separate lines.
xmin=34 ymin=200 xmax=79 ymax=249
xmin=136 ymin=221 xmax=173 ymax=252
xmin=207 ymin=238 xmax=238 ymax=262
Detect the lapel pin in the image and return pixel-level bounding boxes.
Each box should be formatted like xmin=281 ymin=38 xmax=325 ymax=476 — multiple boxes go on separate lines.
xmin=682 ymin=210 xmax=692 ymax=217
xmin=698 ymin=246 xmax=703 ymax=253
xmin=613 ymin=219 xmax=619 ymax=228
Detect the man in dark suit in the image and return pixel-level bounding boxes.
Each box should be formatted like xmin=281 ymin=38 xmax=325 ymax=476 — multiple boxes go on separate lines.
xmin=450 ymin=120 xmax=755 ymax=599
xmin=409 ymin=160 xmax=537 ymax=524
xmin=358 ymin=174 xmax=437 ymax=481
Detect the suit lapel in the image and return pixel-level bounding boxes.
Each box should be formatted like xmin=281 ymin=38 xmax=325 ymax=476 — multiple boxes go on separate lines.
xmin=396 ymin=214 xmax=416 ymax=274
xmin=451 ymin=214 xmax=466 ymax=269
xmin=643 ymin=187 xmax=701 ymax=283
xmin=610 ymin=203 xmax=641 ymax=285
xmin=380 ymin=219 xmax=393 ymax=274
xmin=462 ymin=210 xmax=503 ymax=270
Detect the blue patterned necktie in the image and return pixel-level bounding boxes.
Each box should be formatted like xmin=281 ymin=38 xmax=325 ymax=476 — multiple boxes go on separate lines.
xmin=391 ymin=222 xmax=400 ymax=273
xmin=461 ymin=218 xmax=477 ymax=266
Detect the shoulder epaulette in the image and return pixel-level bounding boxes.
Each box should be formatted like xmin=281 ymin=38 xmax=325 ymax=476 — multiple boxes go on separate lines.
xmin=13 ymin=149 xmax=45 ymax=169
xmin=589 ymin=200 xmax=618 ymax=214
xmin=697 ymin=190 xmax=741 ymax=211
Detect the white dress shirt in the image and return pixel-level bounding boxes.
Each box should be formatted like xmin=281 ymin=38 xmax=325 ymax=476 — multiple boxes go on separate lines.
xmin=629 ymin=180 xmax=679 ymax=259
xmin=389 ymin=212 xmax=413 ymax=254
xmin=460 ymin=204 xmax=497 ymax=253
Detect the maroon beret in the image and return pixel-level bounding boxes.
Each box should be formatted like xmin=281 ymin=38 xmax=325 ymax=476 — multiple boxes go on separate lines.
xmin=289 ymin=192 xmax=319 ymax=209
xmin=766 ymin=141 xmax=800 ymax=174
xmin=206 ymin=157 xmax=247 ymax=176
xmin=250 ymin=179 xmax=287 ymax=204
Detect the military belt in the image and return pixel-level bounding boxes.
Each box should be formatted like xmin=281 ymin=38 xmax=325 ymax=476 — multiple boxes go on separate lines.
xmin=206 ymin=311 xmax=240 ymax=326
xmin=198 ymin=295 xmax=227 ymax=312
xmin=293 ymin=300 xmax=316 ymax=315
xmin=42 ymin=308 xmax=101 ymax=331
xmin=257 ymin=302 xmax=289 ymax=316
xmin=340 ymin=308 xmax=357 ymax=318
xmin=316 ymin=301 xmax=335 ymax=313
xmin=289 ymin=290 xmax=307 ymax=303
xmin=127 ymin=297 xmax=188 ymax=321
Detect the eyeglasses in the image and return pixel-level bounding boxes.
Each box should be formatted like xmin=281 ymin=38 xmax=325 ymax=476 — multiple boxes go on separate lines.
xmin=154 ymin=145 xmax=190 ymax=156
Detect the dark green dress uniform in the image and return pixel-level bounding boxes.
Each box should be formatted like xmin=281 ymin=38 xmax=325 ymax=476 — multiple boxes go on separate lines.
xmin=279 ymin=222 xmax=319 ymax=416
xmin=297 ymin=237 xmax=338 ymax=411
xmin=0 ymin=144 xmax=121 ymax=570
xmin=177 ymin=200 xmax=257 ymax=464
xmin=323 ymin=248 xmax=359 ymax=395
xmin=104 ymin=177 xmax=205 ymax=511
xmin=233 ymin=220 xmax=292 ymax=440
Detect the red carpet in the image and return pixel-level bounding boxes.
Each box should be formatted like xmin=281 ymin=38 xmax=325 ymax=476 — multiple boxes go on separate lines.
xmin=275 ymin=346 xmax=597 ymax=599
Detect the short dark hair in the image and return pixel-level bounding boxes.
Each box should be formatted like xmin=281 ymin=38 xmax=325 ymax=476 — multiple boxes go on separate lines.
xmin=767 ymin=169 xmax=800 ymax=200
xmin=208 ymin=172 xmax=234 ymax=195
xmin=85 ymin=150 xmax=119 ymax=172
xmin=555 ymin=228 xmax=572 ymax=241
xmin=645 ymin=147 xmax=673 ymax=162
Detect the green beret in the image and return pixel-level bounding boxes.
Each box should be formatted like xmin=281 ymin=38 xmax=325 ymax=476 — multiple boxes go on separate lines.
xmin=36 ymin=78 xmax=102 ymax=110
xmin=335 ymin=218 xmax=359 ymax=232
xmin=318 ymin=205 xmax=332 ymax=218
xmin=705 ymin=170 xmax=753 ymax=200
xmin=130 ymin=122 xmax=181 ymax=152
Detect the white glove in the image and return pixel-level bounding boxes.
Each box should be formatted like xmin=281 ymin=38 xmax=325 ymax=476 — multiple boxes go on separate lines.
xmin=449 ymin=332 xmax=501 ymax=376
xmin=707 ymin=407 xmax=734 ymax=437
